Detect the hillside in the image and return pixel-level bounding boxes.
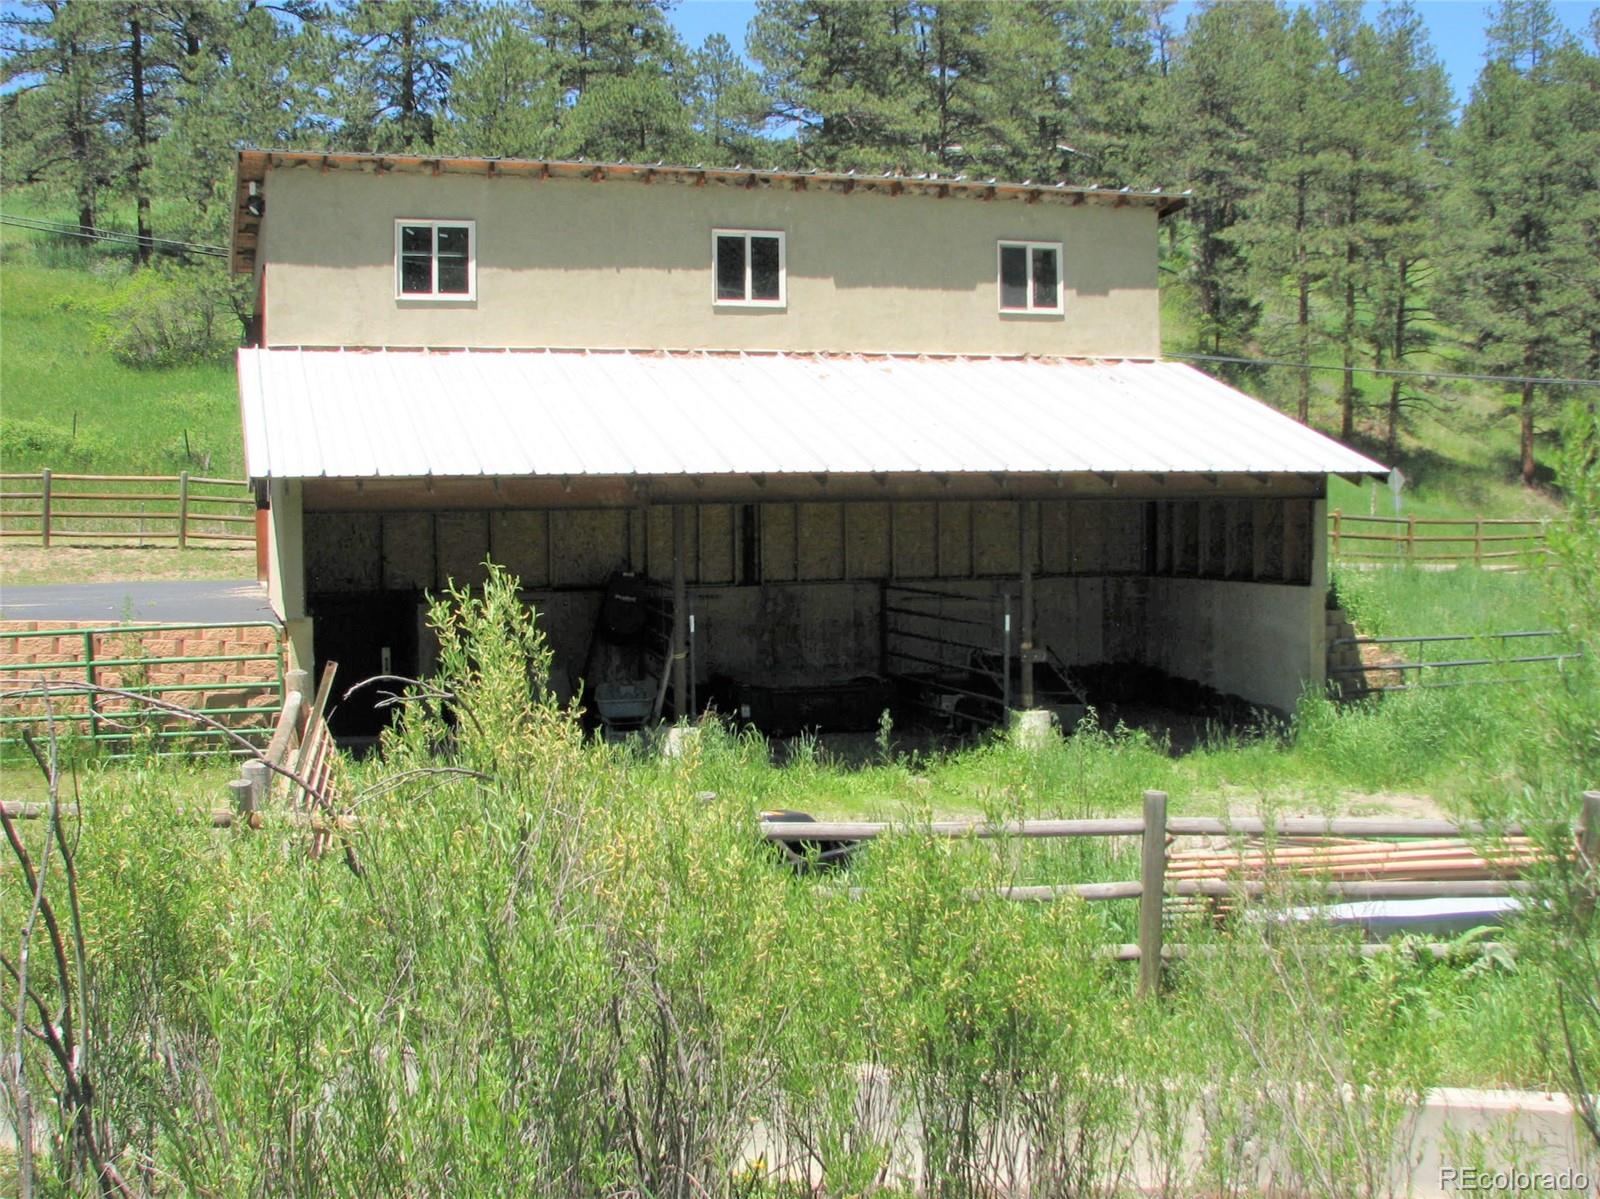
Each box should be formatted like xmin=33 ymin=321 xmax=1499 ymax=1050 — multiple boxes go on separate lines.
xmin=0 ymin=214 xmax=241 ymax=478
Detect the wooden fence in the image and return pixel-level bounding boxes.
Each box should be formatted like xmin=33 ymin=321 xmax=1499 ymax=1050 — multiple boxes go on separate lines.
xmin=0 ymin=470 xmax=254 ymax=547
xmin=6 ymin=737 xmax=1593 ymax=999
xmin=762 ymin=791 xmax=1600 ymax=996
xmin=1330 ymin=510 xmax=1552 ymax=569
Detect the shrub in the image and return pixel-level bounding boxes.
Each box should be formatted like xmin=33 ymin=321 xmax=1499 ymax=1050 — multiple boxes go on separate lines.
xmin=0 ymin=416 xmax=113 ymax=471
xmin=95 ymin=263 xmax=243 ymax=369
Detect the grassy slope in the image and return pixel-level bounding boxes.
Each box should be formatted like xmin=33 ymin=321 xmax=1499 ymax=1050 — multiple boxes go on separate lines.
xmin=1158 ymin=278 xmax=1565 ymax=524
xmin=0 ymin=198 xmax=241 ymax=477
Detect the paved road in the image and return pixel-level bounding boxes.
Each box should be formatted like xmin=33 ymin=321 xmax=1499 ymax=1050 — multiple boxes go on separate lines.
xmin=0 ymin=579 xmax=276 ymax=625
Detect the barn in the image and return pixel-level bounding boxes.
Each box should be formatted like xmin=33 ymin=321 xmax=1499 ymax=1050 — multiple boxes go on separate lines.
xmin=240 ymin=345 xmax=1385 ymax=738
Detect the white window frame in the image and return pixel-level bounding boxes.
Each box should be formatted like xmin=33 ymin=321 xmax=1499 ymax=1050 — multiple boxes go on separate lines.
xmin=395 ymin=218 xmax=476 ymax=302
xmin=712 ymin=228 xmax=787 ymax=309
xmin=996 ymin=240 xmax=1064 ymax=315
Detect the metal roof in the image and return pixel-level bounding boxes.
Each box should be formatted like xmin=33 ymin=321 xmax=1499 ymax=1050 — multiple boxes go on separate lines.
xmin=237 ymin=348 xmax=1387 ymax=482
xmin=231 ymin=150 xmax=1189 ymax=274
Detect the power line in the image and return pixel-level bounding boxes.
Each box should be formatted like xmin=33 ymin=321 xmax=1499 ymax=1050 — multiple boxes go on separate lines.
xmin=0 ymin=214 xmax=230 ymax=258
xmin=1170 ymin=351 xmax=1600 ymax=390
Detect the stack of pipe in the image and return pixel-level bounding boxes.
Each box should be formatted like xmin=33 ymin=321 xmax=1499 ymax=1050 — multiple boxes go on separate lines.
xmin=1167 ymin=836 xmax=1544 ymax=885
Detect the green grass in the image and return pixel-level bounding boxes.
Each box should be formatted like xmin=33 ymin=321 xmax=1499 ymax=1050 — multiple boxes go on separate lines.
xmin=3 ymin=567 xmax=1589 ymax=1196
xmin=0 ymin=194 xmax=242 ymax=477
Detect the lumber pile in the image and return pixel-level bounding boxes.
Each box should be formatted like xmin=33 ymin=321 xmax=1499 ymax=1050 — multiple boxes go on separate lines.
xmin=1167 ymin=836 xmax=1545 ymax=885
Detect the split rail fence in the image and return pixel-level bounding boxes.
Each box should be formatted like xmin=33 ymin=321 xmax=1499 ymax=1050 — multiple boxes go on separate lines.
xmin=5 ymin=730 xmax=1593 ymax=999
xmin=0 ymin=470 xmax=254 ymax=547
xmin=1329 ymin=510 xmax=1552 ymax=569
xmin=762 ymin=790 xmax=1600 ymax=997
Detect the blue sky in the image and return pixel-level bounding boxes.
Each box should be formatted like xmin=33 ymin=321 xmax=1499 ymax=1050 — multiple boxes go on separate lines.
xmin=668 ymin=0 xmax=1600 ymax=110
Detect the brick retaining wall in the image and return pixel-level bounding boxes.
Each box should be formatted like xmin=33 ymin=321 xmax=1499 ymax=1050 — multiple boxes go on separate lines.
xmin=0 ymin=620 xmax=284 ymax=741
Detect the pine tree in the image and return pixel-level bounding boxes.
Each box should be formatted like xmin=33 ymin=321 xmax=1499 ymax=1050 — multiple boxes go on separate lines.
xmin=152 ymin=2 xmax=321 ymax=245
xmin=984 ymin=1 xmax=1157 ymax=186
xmin=1355 ymin=2 xmax=1451 ymax=457
xmin=1164 ymin=0 xmax=1282 ymax=355
xmin=1229 ymin=7 xmax=1335 ymax=423
xmin=1309 ymin=0 xmax=1375 ymax=442
xmin=748 ymin=0 xmax=925 ymax=171
xmin=905 ymin=1 xmax=994 ymax=174
xmin=442 ymin=1 xmax=561 ymax=158
xmin=325 ymin=0 xmax=461 ymax=152
xmin=1448 ymin=0 xmax=1592 ymax=485
xmin=1550 ymin=15 xmax=1600 ymax=379
xmin=532 ymin=0 xmax=692 ymax=161
xmin=691 ymin=33 xmax=770 ymax=166
xmin=0 ymin=0 xmax=118 ymax=232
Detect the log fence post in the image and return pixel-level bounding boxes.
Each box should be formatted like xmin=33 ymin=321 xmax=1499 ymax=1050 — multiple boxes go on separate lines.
xmin=228 ymin=777 xmax=255 ymax=818
xmin=1138 ymin=789 xmax=1168 ymax=998
xmin=241 ymin=759 xmax=268 ymax=814
xmin=1331 ymin=509 xmax=1341 ymax=557
xmin=1474 ymin=517 xmax=1484 ymax=566
xmin=40 ymin=468 xmax=51 ymax=548
xmin=1579 ymin=791 xmax=1600 ymax=922
xmin=177 ymin=470 xmax=190 ymax=549
xmin=1406 ymin=514 xmax=1416 ymax=561
xmin=284 ymin=667 xmax=311 ymax=720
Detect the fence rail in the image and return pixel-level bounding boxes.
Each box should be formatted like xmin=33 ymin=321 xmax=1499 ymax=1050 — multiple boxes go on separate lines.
xmin=763 ymin=791 xmax=1598 ymax=997
xmin=0 ymin=620 xmax=284 ymax=755
xmin=0 ymin=470 xmax=254 ymax=547
xmin=1329 ymin=510 xmax=1553 ymax=569
xmin=1327 ymin=629 xmax=1581 ymax=693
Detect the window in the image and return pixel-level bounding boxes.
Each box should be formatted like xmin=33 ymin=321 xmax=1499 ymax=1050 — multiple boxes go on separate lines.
xmin=997 ymin=241 xmax=1062 ymax=314
xmin=395 ymin=219 xmax=475 ymax=300
xmin=713 ymin=229 xmax=785 ymax=307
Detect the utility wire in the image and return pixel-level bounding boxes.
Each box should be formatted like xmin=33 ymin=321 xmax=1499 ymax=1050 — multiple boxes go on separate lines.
xmin=0 ymin=214 xmax=230 ymax=258
xmin=1170 ymin=351 xmax=1600 ymax=390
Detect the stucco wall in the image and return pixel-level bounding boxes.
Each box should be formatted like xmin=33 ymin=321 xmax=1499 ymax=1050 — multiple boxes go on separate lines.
xmin=257 ymin=166 xmax=1160 ymax=357
xmin=1141 ymin=578 xmax=1321 ymax=714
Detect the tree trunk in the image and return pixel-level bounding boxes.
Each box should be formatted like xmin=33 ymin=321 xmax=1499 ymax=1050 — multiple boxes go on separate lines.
xmin=1521 ymin=380 xmax=1537 ymax=487
xmin=1386 ymin=258 xmax=1409 ymax=459
xmin=1340 ymin=274 xmax=1356 ymax=441
xmin=1296 ymin=272 xmax=1310 ymax=424
xmin=1295 ymin=172 xmax=1310 ymax=424
xmin=60 ymin=25 xmax=98 ymax=233
xmin=400 ymin=15 xmax=418 ymax=145
xmin=129 ymin=6 xmax=152 ymax=265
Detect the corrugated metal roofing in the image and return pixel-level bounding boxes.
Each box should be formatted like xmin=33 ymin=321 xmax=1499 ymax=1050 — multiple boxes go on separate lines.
xmin=237 ymin=348 xmax=1388 ymax=481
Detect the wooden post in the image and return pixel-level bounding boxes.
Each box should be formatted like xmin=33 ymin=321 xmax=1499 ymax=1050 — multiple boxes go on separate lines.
xmin=671 ymin=505 xmax=687 ymax=719
xmin=1331 ymin=508 xmax=1342 ymax=558
xmin=229 ymin=775 xmax=256 ymax=818
xmin=1001 ymin=593 xmax=1012 ymax=716
xmin=1138 ymin=789 xmax=1168 ymax=998
xmin=1474 ymin=517 xmax=1484 ymax=566
xmin=284 ymin=667 xmax=311 ymax=708
xmin=177 ymin=470 xmax=190 ymax=549
xmin=1406 ymin=514 xmax=1416 ymax=560
xmin=40 ymin=468 xmax=51 ymax=548
xmin=242 ymin=759 xmax=268 ymax=813
xmin=1019 ymin=500 xmax=1035 ymax=710
xmin=1578 ymin=791 xmax=1600 ymax=922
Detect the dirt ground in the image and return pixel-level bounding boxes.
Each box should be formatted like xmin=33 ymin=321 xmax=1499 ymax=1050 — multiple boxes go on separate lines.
xmin=0 ymin=544 xmax=254 ymax=586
